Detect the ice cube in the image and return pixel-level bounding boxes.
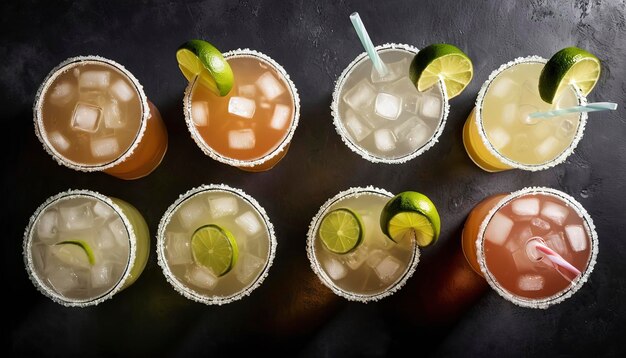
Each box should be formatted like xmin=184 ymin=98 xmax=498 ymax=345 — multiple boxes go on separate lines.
xmin=540 ymin=201 xmax=569 ymax=226
xmin=260 ymin=101 xmax=272 ymax=109
xmin=59 ymin=203 xmax=94 ymax=231
xmin=344 ymin=109 xmax=372 ymax=142
xmin=511 ymin=198 xmax=540 ymax=217
xmin=108 ymin=218 xmax=128 ymax=247
xmin=530 ymin=217 xmax=551 ymax=235
xmin=374 ymin=256 xmax=402 ymax=284
xmin=366 ymin=249 xmax=386 ymax=268
xmin=31 ymin=244 xmax=48 ymax=272
xmin=228 ymin=129 xmax=255 ymax=150
xmin=96 ymin=226 xmax=116 ymax=250
xmin=384 ymin=77 xmax=418 ymax=98
xmin=545 ymin=232 xmax=567 ymax=255
xmin=48 ymin=131 xmax=70 ymax=152
xmin=235 ymin=211 xmax=263 ymax=236
xmin=487 ymin=127 xmax=511 ymax=150
xmin=342 ymin=79 xmax=376 ymax=110
xmin=166 ymin=232 xmax=193 ymax=265
xmin=177 ymin=200 xmax=208 ymax=230
xmin=485 ymin=212 xmax=514 ymax=245
xmin=93 ymin=201 xmax=115 ymax=220
xmin=532 ymin=122 xmax=552 ymax=141
xmin=404 ymin=121 xmax=432 ymax=151
xmin=420 ymin=95 xmax=442 ymax=119
xmin=91 ymin=263 xmax=114 ymax=288
xmin=71 ymin=102 xmax=101 ymax=133
xmin=255 ymin=72 xmax=285 ymax=100
xmin=191 ymin=101 xmax=209 ymax=127
xmin=102 ymin=98 xmax=125 ymax=129
xmin=49 ymin=243 xmax=91 ymax=269
xmin=342 ymin=248 xmax=369 ymax=270
xmin=500 ymin=103 xmax=517 ymax=126
xmin=489 ymin=76 xmax=518 ymax=100
xmin=235 ymin=253 xmax=264 ymax=283
xmin=371 ymin=58 xmax=407 ymax=84
xmin=208 ymin=196 xmax=239 ymax=218
xmin=269 ymin=104 xmax=291 ymax=130
xmin=374 ymin=128 xmax=397 ymax=152
xmin=37 ymin=210 xmax=59 ymax=243
xmin=90 ymin=137 xmax=119 ymax=158
xmin=511 ymin=246 xmax=535 ymax=272
xmin=47 ymin=266 xmax=81 ymax=293
xmin=518 ymin=274 xmax=544 ymax=291
xmin=535 ymin=136 xmax=560 ymax=159
xmin=394 ymin=116 xmax=424 ymax=140
xmin=556 ymin=118 xmax=577 ymax=139
xmin=322 ymin=257 xmax=347 ymax=280
xmin=374 ymin=93 xmax=402 ymax=120
xmin=238 ymin=84 xmax=256 ymax=98
xmin=79 ymin=70 xmax=111 ymax=90
xmin=185 ymin=265 xmax=218 ymax=289
xmin=228 ymin=96 xmax=256 ymax=119
xmin=49 ymin=82 xmax=76 ymax=106
xmin=512 ymin=133 xmax=531 ymax=154
xmin=110 ymin=79 xmax=135 ymax=102
xmin=564 ymin=225 xmax=587 ymax=252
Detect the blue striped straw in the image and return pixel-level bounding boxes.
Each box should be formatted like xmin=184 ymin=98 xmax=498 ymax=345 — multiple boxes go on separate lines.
xmin=528 ymin=102 xmax=618 ymax=119
xmin=350 ymin=12 xmax=388 ymax=76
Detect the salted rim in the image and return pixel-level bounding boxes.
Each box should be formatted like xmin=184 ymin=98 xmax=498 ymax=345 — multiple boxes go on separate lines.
xmin=331 ymin=43 xmax=450 ymax=164
xmin=306 ymin=186 xmax=420 ymax=302
xmin=476 ymin=186 xmax=598 ymax=309
xmin=23 ymin=189 xmax=138 ymax=307
xmin=33 ymin=56 xmax=150 ymax=172
xmin=183 ymin=48 xmax=300 ymax=168
xmin=156 ymin=184 xmax=277 ymax=305
xmin=474 ymin=56 xmax=588 ymax=171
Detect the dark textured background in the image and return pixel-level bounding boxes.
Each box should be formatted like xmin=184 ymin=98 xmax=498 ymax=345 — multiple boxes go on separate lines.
xmin=3 ymin=0 xmax=626 ymax=356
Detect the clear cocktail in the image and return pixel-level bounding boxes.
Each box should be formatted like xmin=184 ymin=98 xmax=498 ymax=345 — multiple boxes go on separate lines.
xmin=332 ymin=44 xmax=448 ymax=163
xmin=307 ymin=187 xmax=419 ymax=302
xmin=184 ymin=49 xmax=299 ymax=171
xmin=157 ymin=184 xmax=276 ymax=304
xmin=34 ymin=56 xmax=168 ymax=179
xmin=462 ymin=187 xmax=597 ymax=308
xmin=23 ymin=189 xmax=150 ymax=306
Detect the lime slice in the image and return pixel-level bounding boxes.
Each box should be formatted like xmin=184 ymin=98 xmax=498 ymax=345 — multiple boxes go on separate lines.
xmin=55 ymin=240 xmax=95 ymax=266
xmin=319 ymin=208 xmax=364 ymax=254
xmin=176 ymin=39 xmax=234 ymax=96
xmin=539 ymin=47 xmax=601 ymax=103
xmin=409 ymin=44 xmax=473 ymax=99
xmin=380 ymin=191 xmax=441 ymax=247
xmin=191 ymin=224 xmax=239 ymax=277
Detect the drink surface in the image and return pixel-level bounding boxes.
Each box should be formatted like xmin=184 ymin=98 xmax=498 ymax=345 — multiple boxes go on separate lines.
xmin=479 ymin=61 xmax=581 ymax=165
xmin=313 ymin=192 xmax=417 ymax=296
xmin=190 ymin=56 xmax=295 ymax=161
xmin=162 ymin=190 xmax=271 ymax=297
xmin=482 ymin=193 xmax=591 ymax=299
xmin=29 ymin=195 xmax=131 ymax=301
xmin=337 ymin=48 xmax=445 ymax=160
xmin=40 ymin=61 xmax=143 ymax=166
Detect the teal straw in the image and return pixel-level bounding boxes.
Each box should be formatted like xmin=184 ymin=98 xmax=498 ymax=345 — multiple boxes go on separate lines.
xmin=528 ymin=102 xmax=618 ymax=119
xmin=350 ymin=12 xmax=388 ymax=76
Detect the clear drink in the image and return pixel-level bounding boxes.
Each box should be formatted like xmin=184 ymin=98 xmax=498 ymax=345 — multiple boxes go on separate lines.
xmin=307 ymin=187 xmax=419 ymax=302
xmin=157 ymin=184 xmax=276 ymax=304
xmin=34 ymin=56 xmax=168 ymax=180
xmin=462 ymin=187 xmax=598 ymax=308
xmin=332 ymin=44 xmax=448 ymax=163
xmin=23 ymin=190 xmax=150 ymax=306
xmin=184 ymin=49 xmax=300 ymax=172
xmin=463 ymin=57 xmax=586 ymax=172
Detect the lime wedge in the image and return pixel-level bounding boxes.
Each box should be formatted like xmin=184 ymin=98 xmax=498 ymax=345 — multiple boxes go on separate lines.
xmin=409 ymin=43 xmax=473 ymax=99
xmin=191 ymin=224 xmax=238 ymax=277
xmin=539 ymin=47 xmax=601 ymax=103
xmin=319 ymin=208 xmax=364 ymax=254
xmin=176 ymin=40 xmax=234 ymax=96
xmin=380 ymin=191 xmax=441 ymax=247
xmin=55 ymin=240 xmax=95 ymax=266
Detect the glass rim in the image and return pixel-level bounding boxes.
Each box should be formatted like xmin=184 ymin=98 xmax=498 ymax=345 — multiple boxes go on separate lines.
xmin=306 ymin=186 xmax=420 ymax=302
xmin=156 ymin=183 xmax=277 ymax=305
xmin=476 ymin=186 xmax=598 ymax=308
xmin=183 ymin=48 xmax=301 ymax=168
xmin=23 ymin=189 xmax=138 ymax=307
xmin=33 ymin=55 xmax=150 ymax=172
xmin=473 ymin=56 xmax=589 ymax=171
xmin=330 ymin=43 xmax=450 ymax=164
